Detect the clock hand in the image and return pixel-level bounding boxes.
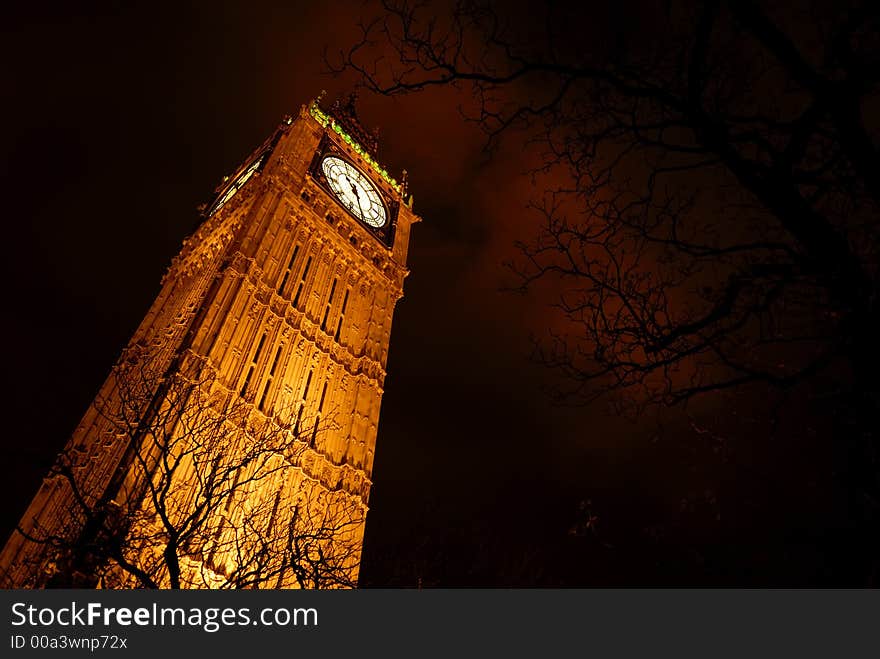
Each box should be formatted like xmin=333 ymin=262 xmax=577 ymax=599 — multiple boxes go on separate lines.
xmin=350 ymin=183 xmax=368 ymax=221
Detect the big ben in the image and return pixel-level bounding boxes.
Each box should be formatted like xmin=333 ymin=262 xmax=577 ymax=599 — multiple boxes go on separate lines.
xmin=0 ymin=95 xmax=419 ymax=589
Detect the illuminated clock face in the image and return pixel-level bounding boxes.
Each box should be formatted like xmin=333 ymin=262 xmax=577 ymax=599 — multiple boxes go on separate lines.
xmin=210 ymin=155 xmax=264 ymax=216
xmin=321 ymin=156 xmax=387 ymax=228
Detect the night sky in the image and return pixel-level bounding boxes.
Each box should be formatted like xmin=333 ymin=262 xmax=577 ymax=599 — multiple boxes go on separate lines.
xmin=0 ymin=1 xmax=859 ymax=586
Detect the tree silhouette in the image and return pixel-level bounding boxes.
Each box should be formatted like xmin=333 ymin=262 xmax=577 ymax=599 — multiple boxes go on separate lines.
xmin=4 ymin=348 xmax=362 ymax=589
xmin=334 ymin=0 xmax=880 ymax=577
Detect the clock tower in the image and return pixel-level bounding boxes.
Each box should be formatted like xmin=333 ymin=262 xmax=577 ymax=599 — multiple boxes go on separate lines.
xmin=0 ymin=95 xmax=419 ymax=588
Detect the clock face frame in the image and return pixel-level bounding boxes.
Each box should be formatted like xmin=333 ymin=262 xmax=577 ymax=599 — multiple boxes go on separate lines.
xmin=321 ymin=156 xmax=387 ymax=228
xmin=206 ymin=125 xmax=285 ymax=217
xmin=309 ymin=136 xmax=399 ymax=248
xmin=208 ymin=154 xmax=265 ymax=216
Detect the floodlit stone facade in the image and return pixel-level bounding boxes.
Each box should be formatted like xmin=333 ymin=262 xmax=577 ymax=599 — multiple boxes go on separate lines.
xmin=0 ymin=98 xmax=418 ymax=588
